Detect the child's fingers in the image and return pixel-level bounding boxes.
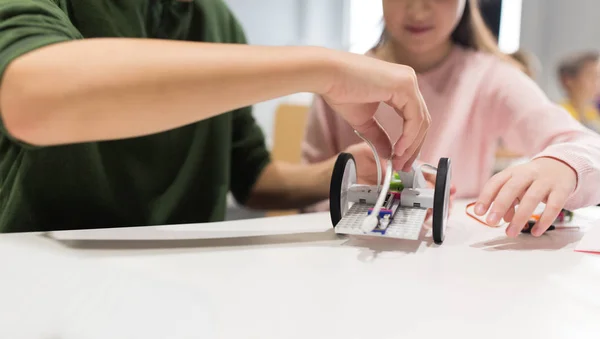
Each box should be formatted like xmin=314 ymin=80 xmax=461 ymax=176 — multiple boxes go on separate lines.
xmin=503 ymin=204 xmax=516 ymax=223
xmin=422 ymin=172 xmax=435 ymax=188
xmin=393 ymin=121 xmax=426 ymax=171
xmin=503 ymin=198 xmax=521 ymax=223
xmin=474 ymin=171 xmax=512 ymax=216
xmin=531 ymin=190 xmax=568 ymax=237
xmin=506 ymin=181 xmax=550 ymax=237
xmin=485 ymin=176 xmax=532 ymax=226
xmin=401 ymin=128 xmax=428 ymax=173
xmin=390 ymin=94 xmax=430 ymax=171
xmin=425 ymin=208 xmax=432 ymax=221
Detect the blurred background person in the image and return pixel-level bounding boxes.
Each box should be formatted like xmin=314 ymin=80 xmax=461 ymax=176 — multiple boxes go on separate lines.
xmin=595 ymin=60 xmax=600 ymax=112
xmin=557 ymin=50 xmax=600 ymax=132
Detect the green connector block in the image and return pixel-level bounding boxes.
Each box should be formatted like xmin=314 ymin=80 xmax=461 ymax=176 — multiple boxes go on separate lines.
xmin=390 ymin=180 xmax=404 ymax=192
xmin=390 ymin=171 xmax=404 ymax=191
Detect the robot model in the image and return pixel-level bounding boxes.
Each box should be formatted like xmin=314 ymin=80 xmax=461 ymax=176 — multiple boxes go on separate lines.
xmin=329 ymin=132 xmax=452 ymax=245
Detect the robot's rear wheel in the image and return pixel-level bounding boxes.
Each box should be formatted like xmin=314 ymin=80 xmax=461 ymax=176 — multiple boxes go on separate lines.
xmin=432 ymin=158 xmax=452 ymax=245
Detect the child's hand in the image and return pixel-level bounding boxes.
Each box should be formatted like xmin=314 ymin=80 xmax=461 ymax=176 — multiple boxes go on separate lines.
xmin=321 ymin=50 xmax=430 ymax=172
xmin=474 ymin=157 xmax=577 ymax=237
xmin=423 ymin=171 xmax=457 ymax=221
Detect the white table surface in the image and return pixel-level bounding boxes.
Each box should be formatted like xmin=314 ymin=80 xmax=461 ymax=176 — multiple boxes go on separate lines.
xmin=1 ymin=200 xmax=600 ymax=339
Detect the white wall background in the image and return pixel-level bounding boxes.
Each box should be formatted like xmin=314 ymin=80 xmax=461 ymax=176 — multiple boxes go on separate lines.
xmin=348 ymin=0 xmax=383 ymax=54
xmin=224 ymin=0 xmax=348 ymax=149
xmin=520 ymin=0 xmax=600 ymax=101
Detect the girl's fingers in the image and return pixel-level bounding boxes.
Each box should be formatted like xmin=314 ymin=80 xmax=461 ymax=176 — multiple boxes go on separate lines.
xmin=503 ymin=205 xmax=515 ymax=224
xmin=531 ymin=189 xmax=569 ymax=237
xmin=450 ymin=184 xmax=457 ymax=196
xmin=474 ymin=171 xmax=512 ymax=216
xmin=503 ymin=198 xmax=521 ymax=223
xmin=485 ymin=176 xmax=533 ymax=226
xmin=422 ymin=172 xmax=435 ymax=188
xmin=506 ymin=181 xmax=550 ymax=237
xmin=425 ymin=208 xmax=432 ymax=221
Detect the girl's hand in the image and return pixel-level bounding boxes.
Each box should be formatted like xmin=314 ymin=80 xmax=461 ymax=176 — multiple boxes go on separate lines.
xmin=473 ymin=157 xmax=577 ymax=237
xmin=423 ymin=171 xmax=457 ymax=221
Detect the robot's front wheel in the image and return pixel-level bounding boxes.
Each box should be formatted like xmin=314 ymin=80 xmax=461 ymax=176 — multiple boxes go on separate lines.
xmin=432 ymin=157 xmax=452 ymax=245
xmin=329 ymin=152 xmax=357 ymax=226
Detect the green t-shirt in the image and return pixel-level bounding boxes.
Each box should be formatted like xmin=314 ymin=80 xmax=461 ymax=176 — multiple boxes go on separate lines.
xmin=0 ymin=0 xmax=271 ymax=233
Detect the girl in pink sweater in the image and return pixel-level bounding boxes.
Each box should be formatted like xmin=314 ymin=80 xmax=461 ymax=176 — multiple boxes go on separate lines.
xmin=302 ymin=0 xmax=600 ymax=237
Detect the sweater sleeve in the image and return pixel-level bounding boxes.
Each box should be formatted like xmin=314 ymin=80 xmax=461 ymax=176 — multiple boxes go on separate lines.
xmin=488 ymin=60 xmax=600 ymax=209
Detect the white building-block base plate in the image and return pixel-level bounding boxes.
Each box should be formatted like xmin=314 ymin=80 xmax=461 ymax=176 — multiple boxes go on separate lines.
xmin=335 ymin=203 xmax=427 ymax=240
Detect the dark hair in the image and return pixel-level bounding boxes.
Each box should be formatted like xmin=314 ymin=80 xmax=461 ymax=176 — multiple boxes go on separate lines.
xmin=451 ymin=0 xmax=501 ymax=54
xmin=375 ymin=0 xmax=518 ymax=67
xmin=558 ymin=51 xmax=599 ymax=81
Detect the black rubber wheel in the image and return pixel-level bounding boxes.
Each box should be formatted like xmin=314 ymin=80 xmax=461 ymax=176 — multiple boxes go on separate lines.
xmin=432 ymin=158 xmax=451 ymax=245
xmin=329 ymin=153 xmax=356 ymax=227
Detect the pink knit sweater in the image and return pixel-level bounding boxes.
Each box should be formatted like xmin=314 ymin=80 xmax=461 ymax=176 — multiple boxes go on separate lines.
xmin=302 ymin=45 xmax=600 ymax=211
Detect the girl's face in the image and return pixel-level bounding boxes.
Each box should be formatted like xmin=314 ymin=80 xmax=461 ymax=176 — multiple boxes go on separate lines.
xmin=382 ymin=0 xmax=467 ymax=54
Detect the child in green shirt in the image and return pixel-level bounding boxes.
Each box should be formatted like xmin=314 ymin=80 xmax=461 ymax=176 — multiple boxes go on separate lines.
xmin=0 ymin=0 xmax=429 ymax=232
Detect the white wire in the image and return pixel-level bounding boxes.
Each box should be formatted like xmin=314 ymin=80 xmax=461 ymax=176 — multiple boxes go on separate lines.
xmin=361 ymin=160 xmax=393 ymax=233
xmin=354 ymin=130 xmax=382 ymax=191
xmin=353 ymin=129 xmax=397 ymax=233
xmin=420 ymin=163 xmax=437 ymax=174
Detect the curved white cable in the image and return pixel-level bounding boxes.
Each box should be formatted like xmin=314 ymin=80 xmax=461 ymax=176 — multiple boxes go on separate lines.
xmin=420 ymin=163 xmax=437 ymax=173
xmin=354 ymin=130 xmax=382 ymax=191
xmin=353 ymin=129 xmax=398 ymax=233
